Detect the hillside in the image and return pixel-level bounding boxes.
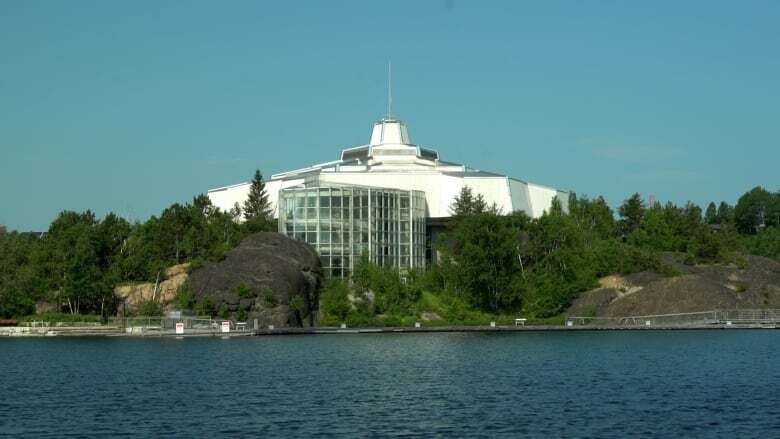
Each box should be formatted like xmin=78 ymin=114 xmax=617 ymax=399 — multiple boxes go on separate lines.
xmin=566 ymin=254 xmax=780 ymax=318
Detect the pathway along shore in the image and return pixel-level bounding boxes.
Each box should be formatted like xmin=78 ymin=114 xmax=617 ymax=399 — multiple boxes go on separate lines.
xmin=1 ymin=323 xmax=778 ymax=338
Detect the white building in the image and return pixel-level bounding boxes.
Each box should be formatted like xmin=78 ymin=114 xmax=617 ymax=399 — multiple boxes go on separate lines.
xmin=208 ymin=117 xmax=568 ymax=276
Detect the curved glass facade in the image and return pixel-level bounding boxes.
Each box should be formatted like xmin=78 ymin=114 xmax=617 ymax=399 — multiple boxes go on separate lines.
xmin=278 ymin=184 xmax=426 ymax=278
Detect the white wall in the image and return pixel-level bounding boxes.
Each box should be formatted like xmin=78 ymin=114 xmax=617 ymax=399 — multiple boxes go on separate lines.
xmin=209 ymin=170 xmax=564 ymax=220
xmin=527 ymin=183 xmax=566 ymax=217
xmin=508 ymin=178 xmax=533 ymax=216
xmin=208 ymin=183 xmax=250 ymax=214
xmin=462 ymin=177 xmax=516 ymax=215
xmin=207 ymin=178 xmax=305 ymax=219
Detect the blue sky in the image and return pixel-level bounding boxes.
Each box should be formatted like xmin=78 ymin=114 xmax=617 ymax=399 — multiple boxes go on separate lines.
xmin=1 ymin=1 xmax=778 ymax=230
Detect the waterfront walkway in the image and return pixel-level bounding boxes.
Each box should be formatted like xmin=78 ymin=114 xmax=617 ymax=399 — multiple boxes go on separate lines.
xmin=3 ymin=309 xmax=779 ymax=337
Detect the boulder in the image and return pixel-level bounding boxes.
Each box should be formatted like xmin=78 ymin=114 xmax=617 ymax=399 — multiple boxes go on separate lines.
xmin=187 ymin=232 xmax=322 ymax=327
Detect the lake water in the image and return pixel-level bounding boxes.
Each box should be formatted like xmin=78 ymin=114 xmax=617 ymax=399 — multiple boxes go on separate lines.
xmin=1 ymin=331 xmax=779 ymax=437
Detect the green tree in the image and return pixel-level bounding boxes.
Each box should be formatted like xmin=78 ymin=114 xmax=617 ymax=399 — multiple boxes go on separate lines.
xmin=704 ymin=202 xmax=718 ymax=224
xmin=734 ymin=186 xmax=780 ymax=234
xmin=716 ymin=201 xmax=735 ymax=224
xmin=449 ymin=211 xmax=521 ymax=311
xmin=450 ymin=186 xmax=487 ymax=216
xmin=243 ymin=169 xmax=274 ymax=231
xmin=619 ymin=193 xmax=645 ymax=235
xmin=568 ymin=193 xmax=616 ymax=239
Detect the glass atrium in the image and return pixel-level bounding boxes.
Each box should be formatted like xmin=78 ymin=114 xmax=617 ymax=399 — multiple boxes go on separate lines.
xmin=278 ymin=183 xmax=427 ymax=277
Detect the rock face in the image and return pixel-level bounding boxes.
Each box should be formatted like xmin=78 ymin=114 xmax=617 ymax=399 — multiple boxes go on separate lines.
xmin=567 ymin=255 xmax=780 ymax=317
xmin=187 ymin=232 xmax=322 ymax=328
xmin=115 ymin=264 xmax=190 ymax=309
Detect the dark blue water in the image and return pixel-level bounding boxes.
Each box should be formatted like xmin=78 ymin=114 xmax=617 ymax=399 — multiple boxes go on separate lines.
xmin=2 ymin=331 xmax=779 ymax=438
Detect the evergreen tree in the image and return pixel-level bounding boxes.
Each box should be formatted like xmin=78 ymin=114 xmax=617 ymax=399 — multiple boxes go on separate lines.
xmin=450 ymin=186 xmax=487 ymax=216
xmin=704 ymin=202 xmax=718 ymax=224
xmin=618 ymin=193 xmax=645 ymax=235
xmin=243 ymin=169 xmax=273 ymax=229
xmin=717 ymin=201 xmax=735 ymax=224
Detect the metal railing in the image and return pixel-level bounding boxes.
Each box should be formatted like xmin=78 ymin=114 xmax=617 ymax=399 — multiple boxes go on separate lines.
xmin=108 ymin=317 xmax=254 ymax=335
xmin=567 ymin=309 xmax=780 ymax=327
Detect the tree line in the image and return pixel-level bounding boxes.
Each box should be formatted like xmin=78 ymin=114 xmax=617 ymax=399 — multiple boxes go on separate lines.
xmin=0 ymin=170 xmax=274 ymax=318
xmin=320 ymin=186 xmax=780 ymax=323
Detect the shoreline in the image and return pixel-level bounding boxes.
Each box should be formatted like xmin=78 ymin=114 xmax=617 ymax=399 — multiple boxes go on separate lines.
xmin=2 ymin=323 xmax=778 ymax=338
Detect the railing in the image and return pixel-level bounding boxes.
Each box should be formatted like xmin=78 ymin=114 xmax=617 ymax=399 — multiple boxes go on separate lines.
xmin=716 ymin=309 xmax=780 ymax=323
xmin=567 ymin=309 xmax=780 ymax=327
xmin=108 ymin=317 xmax=254 ymax=335
xmin=23 ymin=321 xmax=105 ymax=328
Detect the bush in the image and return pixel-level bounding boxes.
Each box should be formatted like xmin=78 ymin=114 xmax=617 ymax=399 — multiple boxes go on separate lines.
xmin=175 ymin=284 xmax=195 ymax=310
xmin=137 ymin=300 xmax=163 ymax=316
xmin=187 ymin=257 xmax=205 ymax=273
xmin=261 ymin=287 xmax=277 ymax=307
xmin=217 ymin=303 xmax=229 ymax=319
xmin=195 ymin=296 xmax=215 ymax=317
xmin=320 ymin=280 xmax=351 ymax=324
xmin=236 ymin=283 xmax=254 ymax=299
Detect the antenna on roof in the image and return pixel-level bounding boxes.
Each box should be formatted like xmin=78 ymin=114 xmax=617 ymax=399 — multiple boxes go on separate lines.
xmin=387 ymin=60 xmax=392 ymax=120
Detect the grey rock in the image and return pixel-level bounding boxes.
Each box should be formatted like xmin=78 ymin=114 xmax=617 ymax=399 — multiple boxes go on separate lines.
xmin=188 ymin=232 xmax=323 ymax=327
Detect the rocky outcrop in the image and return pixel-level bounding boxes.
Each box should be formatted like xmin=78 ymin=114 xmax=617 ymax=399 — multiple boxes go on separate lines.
xmin=115 ymin=264 xmax=189 ymax=309
xmin=567 ymin=255 xmax=780 ymax=317
xmin=187 ymin=232 xmax=322 ymax=328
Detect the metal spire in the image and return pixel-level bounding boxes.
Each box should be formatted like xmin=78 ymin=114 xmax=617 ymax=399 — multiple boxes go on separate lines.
xmin=387 ymin=60 xmax=392 ymax=120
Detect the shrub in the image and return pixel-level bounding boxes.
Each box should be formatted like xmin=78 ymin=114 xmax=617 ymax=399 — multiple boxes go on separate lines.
xmin=261 ymin=287 xmax=277 ymax=307
xmin=137 ymin=300 xmax=163 ymax=316
xmin=236 ymin=283 xmax=254 ymax=298
xmin=320 ymin=280 xmax=351 ymax=323
xmin=195 ymin=296 xmax=215 ymax=317
xmin=187 ymin=257 xmax=205 ymax=273
xmin=175 ymin=284 xmax=195 ymax=310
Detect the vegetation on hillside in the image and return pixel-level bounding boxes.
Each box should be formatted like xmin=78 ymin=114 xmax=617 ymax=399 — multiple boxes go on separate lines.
xmin=2 ymin=172 xmax=778 ymax=323
xmin=0 ymin=170 xmax=274 ymax=318
xmin=320 ymin=186 xmax=780 ymax=324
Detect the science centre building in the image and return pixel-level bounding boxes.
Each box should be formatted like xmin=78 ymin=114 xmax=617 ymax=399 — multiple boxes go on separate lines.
xmin=208 ymin=116 xmax=568 ymax=277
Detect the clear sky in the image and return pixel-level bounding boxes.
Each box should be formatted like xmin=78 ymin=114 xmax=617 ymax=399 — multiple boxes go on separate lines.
xmin=1 ymin=1 xmax=778 ymax=231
